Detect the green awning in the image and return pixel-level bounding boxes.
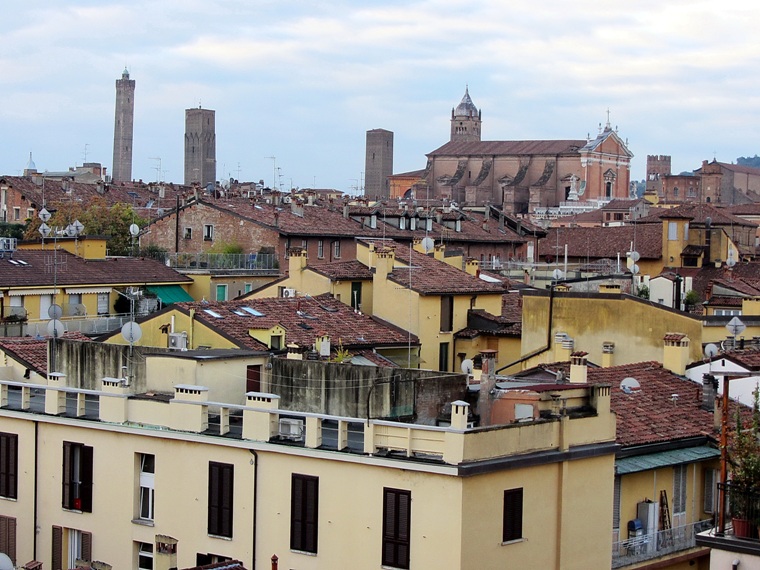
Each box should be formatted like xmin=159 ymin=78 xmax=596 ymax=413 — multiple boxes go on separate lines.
xmin=616 ymin=447 xmax=720 ymax=475
xmin=147 ymin=285 xmax=193 ymax=305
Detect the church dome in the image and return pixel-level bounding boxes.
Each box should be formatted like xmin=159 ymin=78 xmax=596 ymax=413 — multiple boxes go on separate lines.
xmin=25 ymin=151 xmax=36 ymax=171
xmin=454 ymin=87 xmax=478 ymax=117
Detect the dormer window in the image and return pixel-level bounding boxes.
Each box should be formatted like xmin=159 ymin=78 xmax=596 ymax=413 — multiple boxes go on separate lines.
xmin=399 ymin=217 xmax=406 ymax=230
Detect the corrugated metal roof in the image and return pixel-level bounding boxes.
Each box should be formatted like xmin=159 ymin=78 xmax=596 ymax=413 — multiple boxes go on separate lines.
xmin=616 ymin=446 xmax=719 ymax=475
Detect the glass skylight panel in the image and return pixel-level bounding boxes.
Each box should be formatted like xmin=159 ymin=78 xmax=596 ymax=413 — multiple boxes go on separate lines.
xmin=241 ymin=306 xmax=264 ymax=316
xmin=203 ymin=309 xmax=224 ymax=318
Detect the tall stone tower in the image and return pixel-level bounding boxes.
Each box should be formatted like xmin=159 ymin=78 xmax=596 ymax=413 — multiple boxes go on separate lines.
xmin=450 ymin=86 xmax=481 ymax=143
xmin=112 ymin=68 xmax=135 ymax=182
xmin=646 ymin=155 xmax=671 ymax=196
xmin=364 ymin=129 xmax=394 ymax=197
xmin=184 ymin=107 xmax=216 ymax=187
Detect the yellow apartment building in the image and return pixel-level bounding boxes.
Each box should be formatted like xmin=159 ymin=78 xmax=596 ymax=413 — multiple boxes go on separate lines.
xmin=0 ymin=349 xmax=617 ymax=569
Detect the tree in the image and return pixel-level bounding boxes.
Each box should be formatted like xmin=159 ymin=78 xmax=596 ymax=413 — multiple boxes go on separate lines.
xmin=23 ymin=198 xmax=147 ymax=256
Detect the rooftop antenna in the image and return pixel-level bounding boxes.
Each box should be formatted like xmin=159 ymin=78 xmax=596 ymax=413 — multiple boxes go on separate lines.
xmin=149 ymin=157 xmax=162 ymax=183
xmin=265 ymin=156 xmax=276 ymax=190
xmin=82 ymin=143 xmax=89 ymax=163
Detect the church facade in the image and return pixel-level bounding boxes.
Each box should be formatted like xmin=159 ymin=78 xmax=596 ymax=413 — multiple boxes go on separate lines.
xmin=418 ymin=88 xmax=633 ymax=214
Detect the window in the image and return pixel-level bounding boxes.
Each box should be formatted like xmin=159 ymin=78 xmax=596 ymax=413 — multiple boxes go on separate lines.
xmin=40 ymin=294 xmax=53 ymax=321
xmin=138 ymin=453 xmax=155 ymax=521
xmin=438 ymin=342 xmax=449 ymax=372
xmin=13 ymin=207 xmax=19 ymax=221
xmin=350 ymin=282 xmax=362 ymax=311
xmin=673 ymin=465 xmax=687 ymax=515
xmin=27 ymin=208 xmax=35 ymax=219
xmin=208 ymin=462 xmax=234 ymax=538
xmin=382 ymin=488 xmax=411 ymax=569
xmin=440 ymin=295 xmax=454 ymax=332
xmin=502 ymin=488 xmax=524 ymax=542
xmin=216 ymin=284 xmax=228 ymax=301
xmin=246 ymin=365 xmax=262 ymax=393
xmin=184 ymin=227 xmax=193 ymax=240
xmin=668 ymin=221 xmax=678 ymax=241
xmin=97 ymin=293 xmax=109 ymax=315
xmin=673 ymin=186 xmax=679 ymax=197
xmin=704 ymin=468 xmax=718 ymax=514
xmin=244 ymin=283 xmax=252 ymax=294
xmin=203 ymin=224 xmax=214 ymax=241
xmin=62 ymin=441 xmax=93 ymax=512
xmin=290 ymin=474 xmax=318 ymax=553
xmin=683 ymin=222 xmax=689 ymax=241
xmin=52 ymin=526 xmax=92 ymax=570
xmin=0 ymin=515 xmax=16 ymax=565
xmin=317 ymin=240 xmax=324 ymax=259
xmin=0 ymin=432 xmax=18 ymax=499
xmin=333 ymin=241 xmax=341 ymax=259
xmin=715 ymin=309 xmax=742 ymax=316
xmin=137 ymin=542 xmax=153 ymax=570
xmin=612 ymin=476 xmax=621 ymax=531
xmin=197 ymin=553 xmax=231 ymax=566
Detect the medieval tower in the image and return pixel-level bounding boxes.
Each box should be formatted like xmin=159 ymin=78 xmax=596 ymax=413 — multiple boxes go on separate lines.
xmin=646 ymin=155 xmax=671 ymax=196
xmin=112 ymin=68 xmax=135 ymax=183
xmin=450 ymin=86 xmax=481 ymax=143
xmin=364 ymin=129 xmax=394 ymax=198
xmin=184 ymin=107 xmax=216 ymax=187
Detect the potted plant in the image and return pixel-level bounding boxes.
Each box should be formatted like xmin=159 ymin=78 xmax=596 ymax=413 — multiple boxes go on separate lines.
xmin=727 ymin=387 xmax=760 ymax=538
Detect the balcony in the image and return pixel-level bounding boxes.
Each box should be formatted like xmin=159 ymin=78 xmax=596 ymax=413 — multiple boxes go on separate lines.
xmin=612 ymin=519 xmax=713 ymax=568
xmin=160 ymin=252 xmax=279 ymax=272
xmin=695 ymin=483 xmax=760 ymax=558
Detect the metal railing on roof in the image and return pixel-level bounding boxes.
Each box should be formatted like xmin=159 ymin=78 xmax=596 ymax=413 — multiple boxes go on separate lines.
xmin=159 ymin=252 xmax=279 ymax=272
xmin=611 ymin=519 xmax=713 ymax=568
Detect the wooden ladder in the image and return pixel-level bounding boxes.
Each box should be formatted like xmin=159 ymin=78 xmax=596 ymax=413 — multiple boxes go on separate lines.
xmin=659 ymin=489 xmax=673 ymax=547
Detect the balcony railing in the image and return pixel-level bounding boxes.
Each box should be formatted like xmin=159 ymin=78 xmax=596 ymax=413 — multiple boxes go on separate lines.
xmin=612 ymin=519 xmax=713 ymax=568
xmin=160 ymin=252 xmax=279 ymax=272
xmin=715 ymin=481 xmax=760 ymax=541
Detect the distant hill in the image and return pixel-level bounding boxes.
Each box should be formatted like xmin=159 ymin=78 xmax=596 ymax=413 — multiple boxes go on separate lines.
xmin=737 ymin=155 xmax=760 ymax=168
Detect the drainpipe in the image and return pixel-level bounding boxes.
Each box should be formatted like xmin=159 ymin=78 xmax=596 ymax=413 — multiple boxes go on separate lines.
xmin=33 ymin=420 xmax=39 ymax=559
xmin=250 ymin=449 xmax=258 ymax=570
xmin=174 ymin=195 xmax=180 ymax=253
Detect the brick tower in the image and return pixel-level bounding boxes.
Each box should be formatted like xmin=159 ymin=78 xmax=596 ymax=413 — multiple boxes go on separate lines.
xmin=112 ymin=68 xmax=135 ymax=183
xmin=184 ymin=107 xmax=216 ymax=188
xmin=646 ymin=155 xmax=671 ymax=196
xmin=450 ymin=86 xmax=481 ymax=143
xmin=364 ymin=129 xmax=394 ymax=198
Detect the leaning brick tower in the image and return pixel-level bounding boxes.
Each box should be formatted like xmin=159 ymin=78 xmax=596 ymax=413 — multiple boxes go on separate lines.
xmin=112 ymin=68 xmax=135 ymax=183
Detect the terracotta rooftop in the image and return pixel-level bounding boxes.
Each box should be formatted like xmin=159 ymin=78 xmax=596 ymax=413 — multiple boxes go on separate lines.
xmin=0 ymin=249 xmax=192 ymax=289
xmin=170 ymin=294 xmax=418 ymax=351
xmin=637 ymin=202 xmax=757 ymax=228
xmin=0 ymin=331 xmax=91 ymax=374
xmin=515 ymin=361 xmax=717 ymax=448
xmin=538 ymin=224 xmax=662 ymax=260
xmin=309 ymin=260 xmax=374 ymax=281
xmin=427 ymin=139 xmax=587 ymax=157
xmin=381 ymin=243 xmax=505 ymax=296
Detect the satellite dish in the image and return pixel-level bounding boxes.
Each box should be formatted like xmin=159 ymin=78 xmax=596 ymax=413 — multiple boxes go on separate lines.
xmin=73 ymin=303 xmax=87 ymax=316
xmin=704 ymin=343 xmax=719 ymax=358
xmin=38 ymin=208 xmax=51 ymax=223
xmin=48 ymin=303 xmax=63 ymax=320
xmin=552 ymin=268 xmax=564 ymax=280
xmin=629 ymin=251 xmax=640 ymax=262
xmin=38 ymin=223 xmax=51 ymax=238
xmin=461 ymin=359 xmax=474 ymax=374
xmin=129 ymin=223 xmax=140 ymax=237
xmin=630 ymin=264 xmax=640 ymax=275
xmin=726 ymin=256 xmax=736 ymax=268
xmin=47 ymin=319 xmax=65 ymax=338
xmin=73 ymin=219 xmax=84 ymax=234
xmin=726 ymin=316 xmax=746 ymax=337
xmin=620 ymin=377 xmax=641 ymax=394
xmin=121 ymin=321 xmax=143 ymax=343
xmin=0 ymin=553 xmax=14 ymax=570
xmin=421 ymin=237 xmax=434 ymax=253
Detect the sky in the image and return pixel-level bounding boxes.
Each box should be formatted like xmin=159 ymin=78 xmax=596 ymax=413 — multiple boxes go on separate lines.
xmin=2 ymin=1 xmax=759 ymax=194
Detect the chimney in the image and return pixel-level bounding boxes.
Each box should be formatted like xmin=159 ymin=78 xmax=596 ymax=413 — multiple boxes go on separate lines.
xmin=465 ymin=258 xmax=480 ymax=276
xmin=291 ymin=199 xmax=304 ymax=217
xmin=554 ymin=332 xmax=573 ymax=361
xmin=286 ymin=343 xmax=303 ymax=360
xmin=662 ymin=333 xmax=690 ymax=375
xmin=450 ymin=400 xmax=470 ymax=430
xmin=477 ymin=349 xmax=498 ymax=426
xmin=599 ymin=282 xmax=621 ymax=294
xmin=343 ymin=204 xmax=349 ymax=218
xmin=374 ymin=247 xmax=396 ymax=281
xmin=601 ymin=341 xmax=615 ymax=368
xmin=155 ymin=535 xmax=178 ymax=570
xmin=702 ymin=373 xmax=718 ymax=412
xmin=569 ymin=351 xmax=588 ymax=383
xmin=434 ymin=243 xmax=446 ymax=261
xmin=288 ymin=247 xmax=308 ymax=275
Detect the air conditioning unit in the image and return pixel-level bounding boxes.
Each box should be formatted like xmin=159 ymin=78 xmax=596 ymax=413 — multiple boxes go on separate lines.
xmin=282 ymin=288 xmax=296 ymax=298
xmin=278 ymin=418 xmax=304 ymax=441
xmin=168 ymin=331 xmax=188 ymax=350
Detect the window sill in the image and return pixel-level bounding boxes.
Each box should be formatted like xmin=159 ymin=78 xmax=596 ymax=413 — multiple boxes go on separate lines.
xmin=208 ymin=533 xmax=233 ymax=541
xmin=131 ymin=518 xmax=155 ymax=527
xmin=62 ymin=507 xmax=85 ymax=514
xmin=290 ymin=550 xmax=317 ymax=557
xmin=0 ymin=496 xmax=17 ymax=502
xmin=501 ymin=537 xmax=526 ymax=546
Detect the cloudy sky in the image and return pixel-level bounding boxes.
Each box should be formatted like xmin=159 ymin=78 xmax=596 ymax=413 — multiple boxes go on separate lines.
xmin=2 ymin=1 xmax=758 ymax=193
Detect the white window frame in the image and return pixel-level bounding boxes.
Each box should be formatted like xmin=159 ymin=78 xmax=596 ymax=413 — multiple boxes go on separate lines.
xmin=67 ymin=528 xmax=83 ymax=570
xmin=333 ymin=241 xmax=341 ymax=259
xmin=673 ymin=464 xmax=687 ymax=515
xmin=184 ymin=227 xmax=193 ymax=240
xmin=97 ymin=293 xmax=109 ymax=315
xmin=317 ymin=240 xmax=324 ymax=259
xmin=137 ymin=541 xmax=154 ymax=570
xmin=668 ymin=222 xmax=678 ymax=241
xmin=138 ymin=453 xmax=155 ymax=522
xmin=203 ymin=224 xmax=214 ymax=241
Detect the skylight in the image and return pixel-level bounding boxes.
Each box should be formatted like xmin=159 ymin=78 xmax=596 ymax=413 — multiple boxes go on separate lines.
xmin=233 ymin=310 xmax=248 ymax=317
xmin=8 ymin=259 xmax=19 ymax=265
xmin=241 ymin=306 xmax=264 ymax=316
xmin=203 ymin=309 xmax=224 ymax=318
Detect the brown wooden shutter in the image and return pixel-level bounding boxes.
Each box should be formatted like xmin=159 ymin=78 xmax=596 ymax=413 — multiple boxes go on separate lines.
xmin=290 ymin=475 xmax=304 ymax=550
xmin=382 ymin=488 xmax=411 ymax=569
xmin=220 ymin=463 xmax=234 ymax=538
xmin=62 ymin=442 xmax=72 ymax=509
xmin=81 ymin=531 xmax=92 ymax=561
xmin=80 ymin=445 xmax=94 ymax=512
xmin=208 ymin=462 xmax=234 ymax=537
xmin=52 ymin=525 xmax=63 ymax=570
xmin=0 ymin=433 xmax=17 ymax=499
xmin=503 ymin=488 xmax=523 ymax=542
xmin=208 ymin=462 xmax=220 ymax=535
xmin=6 ymin=516 xmax=15 ymax=564
xmin=304 ymin=476 xmax=318 ymax=553
xmin=0 ymin=516 xmax=7 ymax=560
